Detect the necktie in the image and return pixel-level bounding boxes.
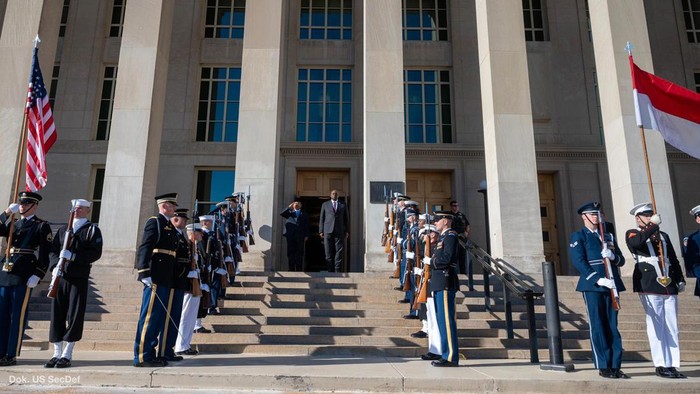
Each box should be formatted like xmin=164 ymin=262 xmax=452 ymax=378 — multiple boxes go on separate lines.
xmin=333 ymin=201 xmax=337 ymax=212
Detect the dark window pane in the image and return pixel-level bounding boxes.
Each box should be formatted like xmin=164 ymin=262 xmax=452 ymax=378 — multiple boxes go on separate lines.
xmin=406 ymin=70 xmax=421 ymax=82
xmin=311 ymin=28 xmax=324 ymax=39
xmin=326 ymin=83 xmax=340 ymax=101
xmin=297 ymin=103 xmax=307 ymax=121
xmin=425 ymin=105 xmax=437 ymax=124
xmin=342 ymin=103 xmax=351 ymax=123
xmin=408 ymin=104 xmax=423 ymax=123
xmin=299 ymin=69 xmax=308 ymax=80
xmin=442 ymin=125 xmax=452 ymax=143
xmin=309 ymin=123 xmax=323 ymax=141
xmin=425 ymin=125 xmax=437 ymax=143
xmin=309 ymin=83 xmax=324 ymax=101
xmin=342 ymin=83 xmax=352 ymax=101
xmin=310 ymin=69 xmax=324 ymax=81
xmin=327 ymin=69 xmax=340 ymax=80
xmin=297 ymin=123 xmax=306 ymax=141
xmin=341 ymin=124 xmax=351 ymax=142
xmin=325 ymin=123 xmax=339 ymax=142
xmin=407 ymin=84 xmax=423 ymax=103
xmin=309 ymin=103 xmax=323 ymax=122
xmin=326 ymin=103 xmax=340 ymax=122
xmin=342 ymin=29 xmax=352 ymax=40
xmin=327 ymin=29 xmax=341 ymax=39
xmin=224 ymin=123 xmax=238 ymax=142
xmin=408 ymin=125 xmax=423 ymax=143
xmin=300 ymin=29 xmax=309 ymax=39
xmin=298 ymin=82 xmax=308 ymax=101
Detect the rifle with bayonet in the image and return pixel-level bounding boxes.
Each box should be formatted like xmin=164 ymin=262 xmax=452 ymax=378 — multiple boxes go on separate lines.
xmin=414 ymin=206 xmax=431 ymax=308
xmin=245 ymin=186 xmax=255 ymax=246
xmin=189 ymin=201 xmax=203 ymax=298
xmin=47 ymin=201 xmax=78 ymax=299
xmin=381 ymin=186 xmax=389 ymax=247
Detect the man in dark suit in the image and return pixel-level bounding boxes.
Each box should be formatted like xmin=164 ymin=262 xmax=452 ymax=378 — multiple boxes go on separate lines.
xmin=319 ymin=190 xmax=349 ymax=272
xmin=281 ymin=201 xmax=310 ymax=271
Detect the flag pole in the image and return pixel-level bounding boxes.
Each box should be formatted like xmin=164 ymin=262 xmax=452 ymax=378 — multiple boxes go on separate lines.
xmin=627 ymin=42 xmax=670 ymax=285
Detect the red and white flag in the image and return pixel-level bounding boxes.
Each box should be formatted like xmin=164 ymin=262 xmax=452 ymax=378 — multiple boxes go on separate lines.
xmin=630 ymin=56 xmax=700 ymax=159
xmin=25 ymin=47 xmax=57 ymax=191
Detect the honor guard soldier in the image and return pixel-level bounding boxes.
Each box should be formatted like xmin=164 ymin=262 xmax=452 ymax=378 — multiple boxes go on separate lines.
xmin=193 ymin=215 xmax=214 ymax=332
xmin=568 ymin=202 xmax=628 ymax=379
xmin=683 ymin=205 xmax=700 ymax=298
xmin=157 ymin=208 xmax=191 ymax=363
xmin=133 ymin=193 xmax=180 ymax=367
xmin=402 ymin=203 xmax=420 ymax=318
xmin=626 ymin=203 xmax=686 ymax=379
xmin=415 ymin=225 xmax=444 ymax=363
xmin=427 ymin=210 xmax=460 ymax=367
xmin=203 ymin=213 xmax=227 ymax=315
xmin=176 ymin=223 xmax=205 ymax=355
xmin=45 ymin=199 xmax=103 ymax=369
xmin=0 ymin=191 xmax=52 ymax=366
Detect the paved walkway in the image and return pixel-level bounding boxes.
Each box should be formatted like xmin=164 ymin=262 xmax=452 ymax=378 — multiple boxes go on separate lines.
xmin=0 ymin=350 xmax=698 ymax=393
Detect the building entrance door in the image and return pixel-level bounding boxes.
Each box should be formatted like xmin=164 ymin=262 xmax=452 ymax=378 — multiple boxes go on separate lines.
xmin=296 ymin=170 xmax=350 ymax=272
xmin=538 ymin=174 xmax=561 ymax=273
xmin=405 ymin=171 xmax=452 ymax=212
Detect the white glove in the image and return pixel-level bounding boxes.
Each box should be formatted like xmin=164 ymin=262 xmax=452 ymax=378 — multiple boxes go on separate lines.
xmin=650 ymin=214 xmax=662 ymax=225
xmin=384 ymin=217 xmax=389 ymax=223
xmin=678 ymin=282 xmax=686 ymax=293
xmin=596 ymin=277 xmax=615 ymax=289
xmin=247 ymin=229 xmax=253 ymax=236
xmin=224 ymin=256 xmax=234 ymax=263
xmin=423 ymin=257 xmax=431 ymax=266
xmin=215 ymin=268 xmax=228 ymax=275
xmin=187 ymin=270 xmax=198 ymax=279
xmin=601 ymin=248 xmax=615 ymax=261
xmin=194 ymin=253 xmax=199 ymax=263
xmin=26 ymin=275 xmax=40 ymax=288
xmin=236 ymin=244 xmax=243 ymax=252
xmin=413 ymin=267 xmax=424 ymax=276
xmin=59 ymin=250 xmax=74 ymax=261
xmin=7 ymin=203 xmax=19 ymax=214
xmin=141 ymin=277 xmax=153 ymax=287
xmin=52 ymin=266 xmax=59 ymax=278
xmin=388 ymin=225 xmax=394 ymax=231
xmin=238 ymin=235 xmax=246 ymax=241
xmin=200 ymin=283 xmax=210 ymax=293
xmin=405 ymin=251 xmax=415 ymax=260
xmin=397 ymin=237 xmax=403 ymax=243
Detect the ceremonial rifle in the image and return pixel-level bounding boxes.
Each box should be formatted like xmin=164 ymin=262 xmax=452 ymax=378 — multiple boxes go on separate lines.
xmin=188 ymin=200 xmax=202 ymax=298
xmin=597 ymin=211 xmax=620 ymax=311
xmin=245 ymin=186 xmax=255 ymax=245
xmin=403 ymin=219 xmax=414 ymax=291
xmin=214 ymin=213 xmax=228 ymax=289
xmin=414 ymin=206 xmax=431 ymax=308
xmin=47 ymin=201 xmax=77 ymax=299
xmin=381 ymin=186 xmax=389 ymax=247
xmin=385 ymin=190 xmax=394 ymax=257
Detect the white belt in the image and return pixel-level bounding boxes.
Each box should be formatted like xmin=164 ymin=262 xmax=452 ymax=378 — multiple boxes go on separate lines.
xmin=635 ymin=256 xmax=659 ymax=264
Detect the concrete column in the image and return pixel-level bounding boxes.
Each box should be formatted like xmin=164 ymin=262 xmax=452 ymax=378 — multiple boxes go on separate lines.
xmin=588 ymin=0 xmax=680 ymax=272
xmin=475 ymin=0 xmax=544 ymax=274
xmin=363 ymin=0 xmax=406 ymax=272
xmin=0 ymin=0 xmax=61 ymax=203
xmin=234 ymin=0 xmax=285 ymax=272
xmin=99 ymin=0 xmax=174 ymax=266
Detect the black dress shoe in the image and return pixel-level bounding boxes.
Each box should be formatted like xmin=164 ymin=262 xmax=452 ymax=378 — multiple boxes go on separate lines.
xmin=431 ymin=359 xmax=458 ymax=367
xmin=667 ymin=367 xmax=687 ymax=379
xmin=403 ymin=314 xmax=419 ymax=320
xmin=134 ymin=359 xmax=167 ymax=368
xmin=163 ymin=355 xmax=183 ymax=362
xmin=44 ymin=357 xmax=59 ymax=368
xmin=612 ymin=369 xmax=630 ymax=379
xmin=55 ymin=358 xmax=71 ymax=368
xmin=598 ymin=368 xmax=617 ymax=378
xmin=410 ymin=331 xmax=428 ymax=338
xmin=656 ymin=366 xmax=676 ymax=378
xmin=0 ymin=356 xmax=16 ymax=366
xmin=393 ymin=286 xmax=403 ymax=291
xmin=421 ymin=353 xmax=442 ymax=361
xmin=176 ymin=348 xmax=199 ymax=356
xmin=398 ymin=299 xmax=410 ymax=304
xmin=208 ymin=308 xmax=221 ymax=315
xmin=194 ymin=327 xmax=212 ymax=333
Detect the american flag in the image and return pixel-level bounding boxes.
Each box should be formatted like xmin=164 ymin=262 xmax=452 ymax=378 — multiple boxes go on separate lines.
xmin=25 ymin=47 xmax=57 ymax=192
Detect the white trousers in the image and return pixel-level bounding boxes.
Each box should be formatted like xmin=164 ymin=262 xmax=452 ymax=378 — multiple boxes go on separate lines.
xmin=175 ymin=293 xmax=201 ymax=352
xmin=639 ymin=293 xmax=680 ymax=368
xmin=426 ymin=296 xmax=442 ymax=355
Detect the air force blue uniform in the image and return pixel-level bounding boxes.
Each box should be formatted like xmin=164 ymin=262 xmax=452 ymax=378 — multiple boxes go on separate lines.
xmin=683 ymin=230 xmax=700 ymax=297
xmin=569 ymin=224 xmax=625 ymax=371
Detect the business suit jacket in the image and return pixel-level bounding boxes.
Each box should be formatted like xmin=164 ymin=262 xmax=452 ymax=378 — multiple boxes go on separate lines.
xmin=319 ymin=199 xmax=348 ymax=236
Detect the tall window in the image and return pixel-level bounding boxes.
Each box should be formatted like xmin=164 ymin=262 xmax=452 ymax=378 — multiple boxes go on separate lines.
xmin=96 ymin=66 xmax=118 ymax=141
xmin=59 ymin=0 xmax=71 ymax=38
xmin=296 ymin=68 xmax=352 ymax=142
xmin=403 ymin=70 xmax=451 ymax=143
xmin=402 ymin=0 xmax=448 ymax=41
xmin=109 ymin=0 xmax=127 ymax=37
xmin=196 ymin=169 xmax=236 ymax=214
xmin=523 ymin=0 xmax=547 ymax=41
xmin=49 ymin=65 xmax=61 ymax=109
xmin=197 ymin=67 xmax=241 ymax=142
xmin=300 ymin=0 xmax=352 ymax=40
xmin=683 ymin=0 xmax=700 ymax=43
xmin=91 ymin=167 xmax=105 ymax=223
xmin=204 ymin=0 xmax=246 ymax=39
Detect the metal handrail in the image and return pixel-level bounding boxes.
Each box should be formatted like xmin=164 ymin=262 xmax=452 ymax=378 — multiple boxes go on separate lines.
xmin=465 ymin=241 xmax=543 ymax=363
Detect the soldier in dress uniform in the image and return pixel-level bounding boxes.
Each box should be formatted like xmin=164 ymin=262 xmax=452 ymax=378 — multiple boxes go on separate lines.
xmin=683 ymin=205 xmax=700 ymax=298
xmin=449 ymin=201 xmax=470 ymax=277
xmin=414 ymin=224 xmax=444 ymax=363
xmin=193 ymin=215 xmax=214 ymax=333
xmin=133 ymin=193 xmax=179 ymax=367
xmin=0 ymin=191 xmax=52 ymax=366
xmin=427 ymin=210 xmax=460 ymax=367
xmin=176 ymin=223 xmax=206 ymax=355
xmin=45 ymin=199 xmax=103 ymax=369
xmin=402 ymin=204 xmax=420 ymax=318
xmin=626 ymin=202 xmax=686 ymax=379
xmin=157 ymin=208 xmax=191 ymax=363
xmin=568 ymin=202 xmax=628 ymax=379
xmin=203 ymin=213 xmax=228 ymax=315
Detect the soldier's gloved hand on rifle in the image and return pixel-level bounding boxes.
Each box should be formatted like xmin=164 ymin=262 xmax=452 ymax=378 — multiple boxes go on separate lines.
xmin=596 ymin=277 xmax=615 ymax=289
xmin=423 ymin=257 xmax=431 ymax=266
xmin=6 ymin=203 xmax=19 ymax=215
xmin=678 ymin=282 xmax=686 ymax=293
xmin=413 ymin=267 xmax=423 ymax=276
xmin=141 ymin=277 xmax=153 ymax=288
xmin=51 ymin=266 xmax=59 ymax=278
xmin=601 ymin=248 xmax=615 ymax=261
xmin=26 ymin=275 xmax=40 ymax=288
xmin=236 ymin=244 xmax=243 ymax=252
xmin=224 ymin=256 xmax=233 ymax=263
xmin=59 ymin=250 xmax=74 ymax=261
xmin=200 ymin=283 xmax=210 ymax=293
xmin=650 ymin=214 xmax=662 ymax=225
xmin=405 ymin=251 xmax=415 ymax=260
xmin=187 ymin=270 xmax=198 ymax=279
xmin=215 ymin=268 xmax=227 ymax=275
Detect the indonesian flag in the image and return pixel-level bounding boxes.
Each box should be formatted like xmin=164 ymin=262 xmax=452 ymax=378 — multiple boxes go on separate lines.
xmin=630 ymin=56 xmax=700 ymax=159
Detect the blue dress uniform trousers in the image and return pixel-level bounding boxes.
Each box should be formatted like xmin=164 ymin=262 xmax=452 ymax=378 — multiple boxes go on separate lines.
xmin=160 ymin=288 xmax=184 ymax=358
xmin=433 ymin=289 xmax=459 ymax=365
xmin=583 ymin=291 xmax=622 ymax=369
xmin=133 ymin=284 xmax=171 ymax=364
xmin=0 ymin=284 xmax=32 ymax=358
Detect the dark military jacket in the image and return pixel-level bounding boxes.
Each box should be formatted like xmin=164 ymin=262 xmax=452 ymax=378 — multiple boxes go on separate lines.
xmin=569 ymin=226 xmax=626 ymax=293
xmin=0 ymin=213 xmax=52 ymax=286
xmin=626 ymin=223 xmax=684 ymax=295
xmin=429 ymin=229 xmax=460 ymax=292
xmin=683 ymin=229 xmax=700 ymax=296
xmin=451 ymin=211 xmax=470 ymax=235
xmin=173 ymin=230 xmax=192 ymax=291
xmin=136 ymin=214 xmax=178 ymax=288
xmin=49 ymin=221 xmax=103 ymax=280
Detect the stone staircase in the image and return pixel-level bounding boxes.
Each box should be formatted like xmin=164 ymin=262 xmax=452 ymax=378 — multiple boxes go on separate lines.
xmin=21 ymin=264 xmax=700 ymax=362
